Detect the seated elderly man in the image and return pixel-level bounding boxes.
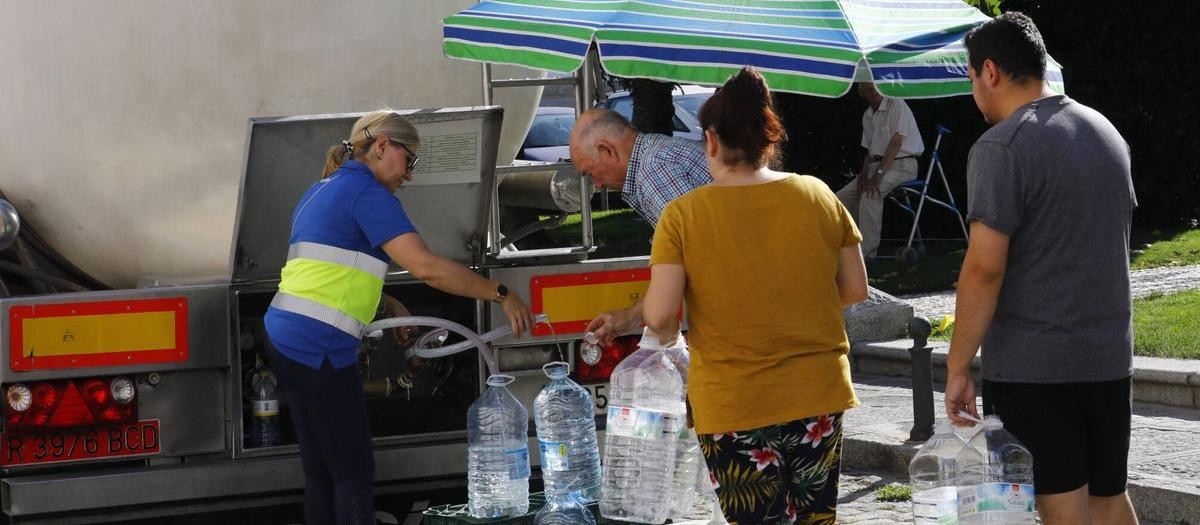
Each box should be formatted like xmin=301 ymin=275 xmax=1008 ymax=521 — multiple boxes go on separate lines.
xmin=836 ymin=81 xmax=924 ymax=260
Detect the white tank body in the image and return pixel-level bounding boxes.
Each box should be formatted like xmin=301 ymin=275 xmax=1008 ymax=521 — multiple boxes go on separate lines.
xmin=0 ymin=1 xmax=542 ymax=288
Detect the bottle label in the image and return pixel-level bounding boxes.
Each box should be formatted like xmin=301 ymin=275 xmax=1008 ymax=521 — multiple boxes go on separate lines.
xmin=606 ymin=405 xmax=674 ymax=440
xmin=539 ymin=440 xmax=570 ymax=472
xmin=252 ymin=399 xmax=278 ymax=417
xmin=959 ymin=483 xmax=1035 ymax=515
xmin=505 ymin=446 xmax=531 ymax=481
xmin=912 ymin=486 xmax=958 ymax=524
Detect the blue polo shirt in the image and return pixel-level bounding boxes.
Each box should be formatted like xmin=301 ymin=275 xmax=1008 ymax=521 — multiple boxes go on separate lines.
xmin=264 ymin=160 xmax=416 ymax=369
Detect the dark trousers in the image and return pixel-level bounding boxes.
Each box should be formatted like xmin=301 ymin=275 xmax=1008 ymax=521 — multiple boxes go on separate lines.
xmin=265 ymin=339 xmax=375 ymax=525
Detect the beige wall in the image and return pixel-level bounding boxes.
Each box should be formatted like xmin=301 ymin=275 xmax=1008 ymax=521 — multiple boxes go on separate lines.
xmin=0 ymin=0 xmax=542 ymax=288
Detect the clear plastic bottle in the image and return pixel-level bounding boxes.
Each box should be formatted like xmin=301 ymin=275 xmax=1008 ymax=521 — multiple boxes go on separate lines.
xmin=600 ymin=328 xmax=684 ymax=524
xmin=467 ymin=374 xmax=531 ymax=519
xmin=534 ymin=492 xmax=598 ymax=525
xmin=247 ymin=368 xmax=281 ymax=448
xmin=909 ymin=419 xmax=968 ymax=524
xmin=534 ymin=361 xmax=603 ymax=503
xmin=598 ymin=333 xmax=657 ymax=518
xmin=955 ymin=415 xmax=1036 ymax=524
xmin=661 ymin=336 xmax=701 ymax=519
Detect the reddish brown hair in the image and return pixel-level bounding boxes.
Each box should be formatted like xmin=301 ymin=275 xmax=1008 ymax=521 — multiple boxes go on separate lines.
xmin=698 ymin=66 xmax=786 ymax=167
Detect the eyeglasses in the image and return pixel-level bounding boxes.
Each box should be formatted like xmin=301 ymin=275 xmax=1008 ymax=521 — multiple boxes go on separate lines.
xmin=389 ymin=139 xmax=420 ymax=172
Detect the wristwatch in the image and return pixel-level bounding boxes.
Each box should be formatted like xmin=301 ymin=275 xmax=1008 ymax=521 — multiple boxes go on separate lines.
xmin=493 ymin=283 xmax=509 ymax=303
xmin=874 ymin=167 xmax=885 ymax=177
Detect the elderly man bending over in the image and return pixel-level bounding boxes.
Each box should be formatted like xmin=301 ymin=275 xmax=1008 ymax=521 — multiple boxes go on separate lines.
xmin=569 ymin=109 xmax=711 ymax=342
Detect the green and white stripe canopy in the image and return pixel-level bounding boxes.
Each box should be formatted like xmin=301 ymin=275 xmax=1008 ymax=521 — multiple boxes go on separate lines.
xmin=443 ymin=0 xmax=1064 ymax=98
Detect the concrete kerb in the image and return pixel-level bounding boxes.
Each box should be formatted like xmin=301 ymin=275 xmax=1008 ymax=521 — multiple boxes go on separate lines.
xmin=850 ymin=339 xmax=1200 ymax=409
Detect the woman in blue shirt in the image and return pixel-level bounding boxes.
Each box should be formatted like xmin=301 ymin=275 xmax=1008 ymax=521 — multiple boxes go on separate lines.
xmin=264 ymin=110 xmax=533 ymax=524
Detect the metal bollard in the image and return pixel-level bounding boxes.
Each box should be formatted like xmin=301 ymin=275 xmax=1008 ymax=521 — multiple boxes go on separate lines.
xmin=907 ymin=317 xmax=935 ymax=442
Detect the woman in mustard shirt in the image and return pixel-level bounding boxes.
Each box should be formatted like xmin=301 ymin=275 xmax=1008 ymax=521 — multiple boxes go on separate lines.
xmin=643 ymin=68 xmax=869 ymax=524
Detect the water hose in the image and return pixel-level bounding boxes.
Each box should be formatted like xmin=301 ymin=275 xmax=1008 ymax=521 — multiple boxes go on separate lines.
xmin=362 ymin=314 xmax=549 ymax=376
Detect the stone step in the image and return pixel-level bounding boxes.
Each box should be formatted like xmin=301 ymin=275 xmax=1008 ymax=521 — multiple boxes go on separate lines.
xmin=850 ymin=339 xmax=1200 ymax=409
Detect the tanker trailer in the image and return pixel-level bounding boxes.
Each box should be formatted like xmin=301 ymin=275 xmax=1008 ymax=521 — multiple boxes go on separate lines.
xmin=0 ymin=2 xmax=573 ymax=522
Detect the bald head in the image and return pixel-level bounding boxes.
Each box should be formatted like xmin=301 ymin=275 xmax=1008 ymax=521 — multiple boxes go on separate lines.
xmin=569 ymin=109 xmax=638 ymax=191
xmin=571 ymin=109 xmax=635 ymax=158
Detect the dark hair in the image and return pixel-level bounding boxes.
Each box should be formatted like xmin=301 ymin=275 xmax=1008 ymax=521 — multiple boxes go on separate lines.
xmin=698 ymin=67 xmax=785 ymax=167
xmin=964 ymin=12 xmax=1047 ymax=82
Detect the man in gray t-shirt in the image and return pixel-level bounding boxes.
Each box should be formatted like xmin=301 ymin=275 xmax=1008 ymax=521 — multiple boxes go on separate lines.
xmin=944 ymin=13 xmax=1139 ymax=524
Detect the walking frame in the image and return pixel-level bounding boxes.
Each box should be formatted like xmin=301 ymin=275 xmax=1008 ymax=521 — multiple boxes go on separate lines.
xmin=884 ymin=124 xmax=970 ymax=264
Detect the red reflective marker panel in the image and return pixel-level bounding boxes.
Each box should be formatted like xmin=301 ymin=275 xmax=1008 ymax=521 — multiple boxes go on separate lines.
xmin=1 ymin=420 xmax=160 ymax=467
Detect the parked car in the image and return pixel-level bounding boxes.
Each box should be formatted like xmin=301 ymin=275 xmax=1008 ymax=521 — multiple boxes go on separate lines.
xmin=519 ymin=106 xmax=575 ymax=162
xmin=517 ymin=85 xmax=715 ymax=161
xmin=603 ymin=84 xmax=714 ymax=141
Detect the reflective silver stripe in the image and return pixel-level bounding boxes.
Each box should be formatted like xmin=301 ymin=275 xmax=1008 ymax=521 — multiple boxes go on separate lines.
xmin=287 ymin=242 xmax=388 ymax=279
xmin=271 ymin=292 xmax=364 ymax=339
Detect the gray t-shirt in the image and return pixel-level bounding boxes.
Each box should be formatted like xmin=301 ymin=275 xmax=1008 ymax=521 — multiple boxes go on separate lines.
xmin=967 ymin=95 xmax=1136 ymax=383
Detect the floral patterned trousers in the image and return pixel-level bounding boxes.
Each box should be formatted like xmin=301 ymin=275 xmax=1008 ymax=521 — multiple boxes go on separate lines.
xmin=698 ymin=413 xmax=844 ymax=525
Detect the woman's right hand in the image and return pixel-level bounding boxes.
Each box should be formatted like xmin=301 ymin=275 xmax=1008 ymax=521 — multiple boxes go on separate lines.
xmin=499 ymin=293 xmax=534 ymax=337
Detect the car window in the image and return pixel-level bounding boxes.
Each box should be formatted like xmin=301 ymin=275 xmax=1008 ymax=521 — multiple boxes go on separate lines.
xmin=609 ymin=98 xmax=634 ymax=121
xmin=675 ymin=94 xmax=711 ymax=120
xmin=673 ymin=113 xmax=688 ymax=132
xmin=524 ymin=114 xmax=575 ymax=148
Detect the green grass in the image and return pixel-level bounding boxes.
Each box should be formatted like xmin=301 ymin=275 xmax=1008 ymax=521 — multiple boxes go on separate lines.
xmin=1131 ymin=227 xmax=1200 ymax=269
xmin=928 ymin=289 xmax=1200 ymax=358
xmin=538 ymin=208 xmax=653 ymax=259
xmin=874 ymin=483 xmax=912 ymax=503
xmin=1132 ymin=290 xmax=1200 ymax=359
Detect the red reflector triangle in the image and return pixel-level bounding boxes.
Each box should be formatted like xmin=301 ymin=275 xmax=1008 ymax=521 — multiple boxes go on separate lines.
xmin=49 ymin=382 xmax=96 ymax=428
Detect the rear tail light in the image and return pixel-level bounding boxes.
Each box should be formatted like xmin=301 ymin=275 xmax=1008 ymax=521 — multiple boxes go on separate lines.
xmin=6 ymin=385 xmax=32 ymax=413
xmin=575 ymin=335 xmax=641 ymax=383
xmin=3 ymin=376 xmax=138 ymax=431
xmin=111 ymin=377 xmax=136 ymax=405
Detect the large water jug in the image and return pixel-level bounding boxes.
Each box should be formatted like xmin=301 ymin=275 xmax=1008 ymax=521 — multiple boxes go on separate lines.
xmin=600 ymin=328 xmax=685 ymax=524
xmin=533 ymin=492 xmax=598 ymax=525
xmin=909 ymin=419 xmax=968 ymax=524
xmin=661 ymin=336 xmax=702 ymax=519
xmin=534 ymin=361 xmax=603 ymax=503
xmin=467 ymin=374 xmax=531 ymax=519
xmin=597 ymin=333 xmax=657 ymax=517
xmin=955 ymin=415 xmax=1036 ymax=524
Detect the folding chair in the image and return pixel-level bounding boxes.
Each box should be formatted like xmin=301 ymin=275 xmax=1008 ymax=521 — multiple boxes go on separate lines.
xmin=885 ymin=124 xmax=969 ymax=264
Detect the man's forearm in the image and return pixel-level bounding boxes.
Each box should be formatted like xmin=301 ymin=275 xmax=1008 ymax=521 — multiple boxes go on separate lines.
xmin=946 ymin=265 xmax=1004 ymax=375
xmin=878 ymin=133 xmax=904 ymax=174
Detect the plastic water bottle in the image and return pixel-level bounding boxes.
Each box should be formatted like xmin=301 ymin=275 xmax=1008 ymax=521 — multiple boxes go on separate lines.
xmin=534 ymin=361 xmax=603 ymax=503
xmin=247 ymin=368 xmax=281 ymax=448
xmin=955 ymin=415 xmax=1036 ymax=524
xmin=534 ymin=492 xmax=597 ymax=525
xmin=909 ymin=419 xmax=968 ymax=524
xmin=467 ymin=374 xmax=531 ymax=519
xmin=600 ymin=328 xmax=684 ymax=524
xmin=661 ymin=337 xmax=702 ymax=519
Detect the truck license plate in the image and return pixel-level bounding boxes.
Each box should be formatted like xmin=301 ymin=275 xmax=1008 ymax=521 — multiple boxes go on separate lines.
xmin=583 ymin=383 xmax=610 ymax=416
xmin=0 ymin=420 xmax=161 ymax=467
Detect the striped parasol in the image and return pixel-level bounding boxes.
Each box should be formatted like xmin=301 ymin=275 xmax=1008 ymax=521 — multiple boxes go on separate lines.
xmin=443 ymin=0 xmax=1064 ymax=98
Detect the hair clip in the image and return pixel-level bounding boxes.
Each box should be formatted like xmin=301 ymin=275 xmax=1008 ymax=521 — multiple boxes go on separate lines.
xmin=342 ymin=139 xmax=354 ymax=154
xmin=364 ymin=127 xmax=373 ymax=141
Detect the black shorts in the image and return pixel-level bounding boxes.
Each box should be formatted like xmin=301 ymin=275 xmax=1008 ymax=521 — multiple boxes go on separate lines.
xmin=982 ymin=377 xmax=1131 ymax=497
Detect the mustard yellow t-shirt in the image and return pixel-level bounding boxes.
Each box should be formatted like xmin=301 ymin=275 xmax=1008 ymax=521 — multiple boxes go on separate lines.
xmin=650 ymin=174 xmax=862 ymax=434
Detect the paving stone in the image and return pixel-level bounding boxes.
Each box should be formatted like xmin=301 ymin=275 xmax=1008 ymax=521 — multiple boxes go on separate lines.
xmin=899 ymin=264 xmax=1200 ymax=319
